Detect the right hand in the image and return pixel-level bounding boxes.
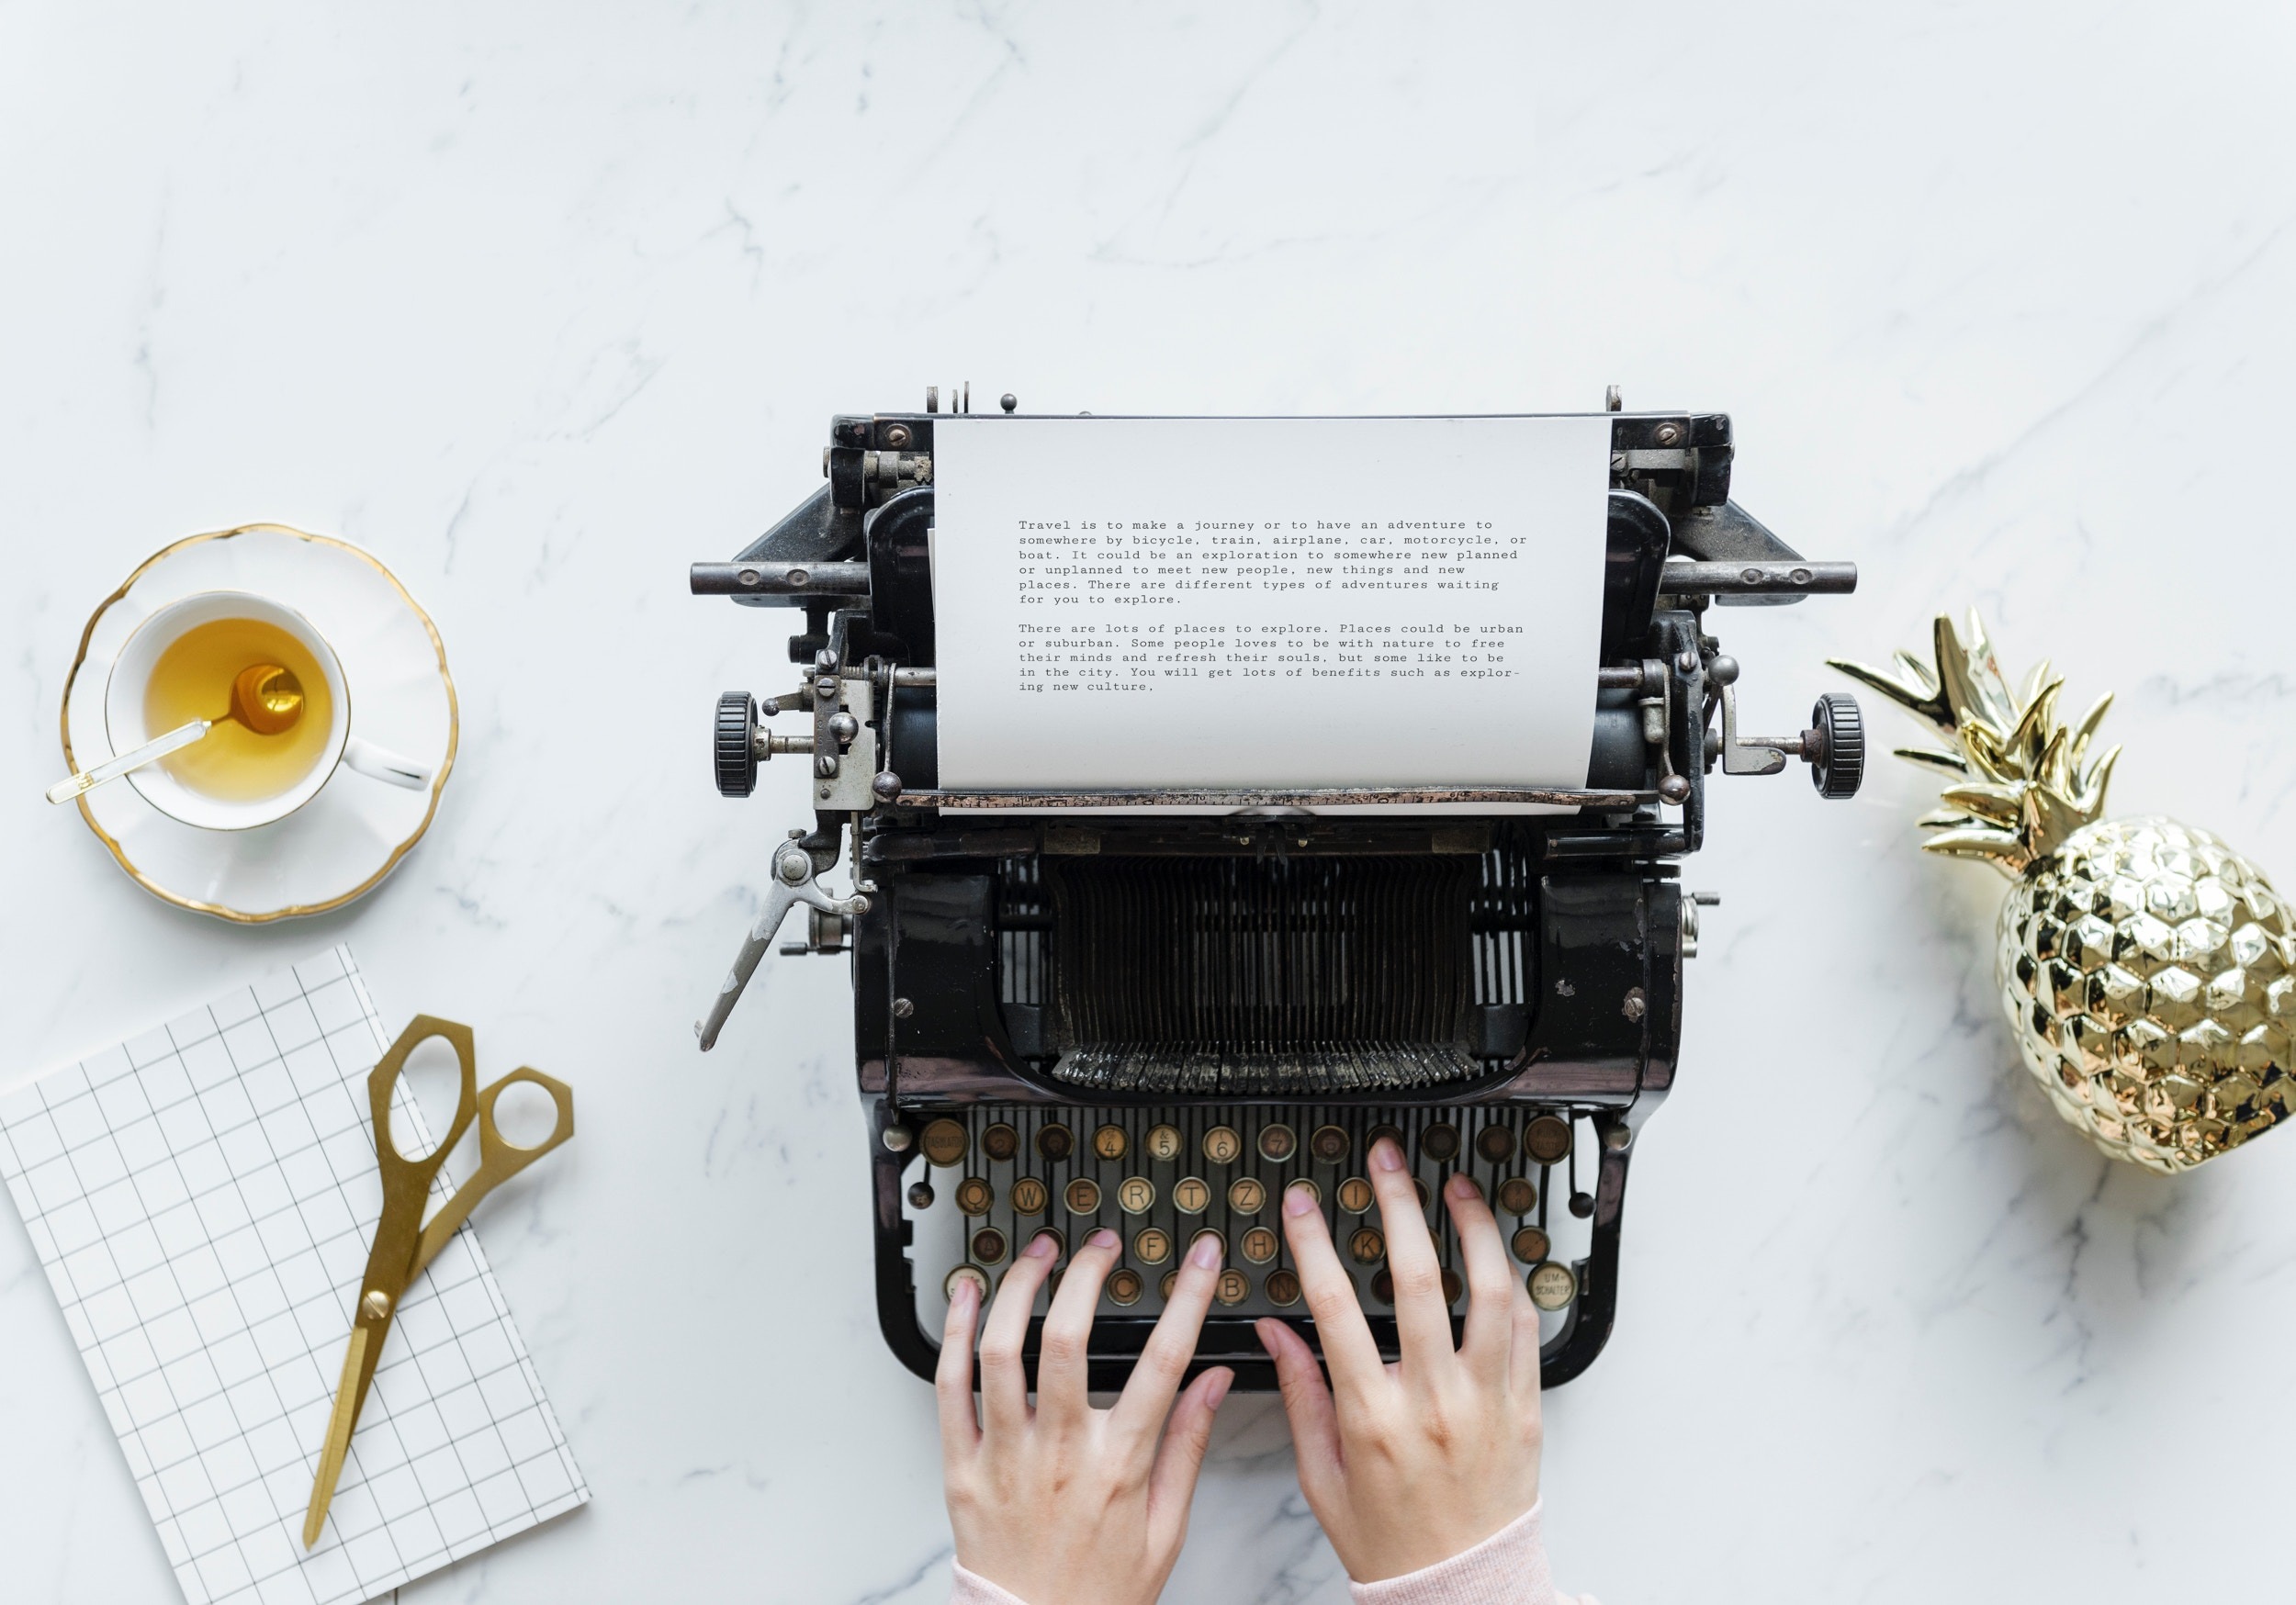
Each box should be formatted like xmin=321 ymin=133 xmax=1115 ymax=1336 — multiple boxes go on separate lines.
xmin=1255 ymin=1136 xmax=1545 ymax=1582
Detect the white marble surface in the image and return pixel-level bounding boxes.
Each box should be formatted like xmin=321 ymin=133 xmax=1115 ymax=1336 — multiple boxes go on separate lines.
xmin=6 ymin=5 xmax=2296 ymax=1600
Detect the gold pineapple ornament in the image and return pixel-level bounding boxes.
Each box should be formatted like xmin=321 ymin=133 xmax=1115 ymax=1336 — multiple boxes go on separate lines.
xmin=1834 ymin=613 xmax=2295 ymax=1173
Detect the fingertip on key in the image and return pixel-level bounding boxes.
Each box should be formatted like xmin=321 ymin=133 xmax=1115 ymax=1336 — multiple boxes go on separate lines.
xmin=1446 ymin=1172 xmax=1480 ymax=1201
xmin=1025 ymin=1230 xmax=1060 ymax=1259
xmin=1189 ymin=1231 xmax=1223 ymax=1269
xmin=1086 ymin=1227 xmax=1119 ymax=1251
xmin=1283 ymin=1180 xmax=1319 ymax=1216
xmin=1370 ymin=1136 xmax=1405 ymax=1172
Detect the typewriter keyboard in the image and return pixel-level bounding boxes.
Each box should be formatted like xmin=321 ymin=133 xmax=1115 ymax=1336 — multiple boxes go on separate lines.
xmin=905 ymin=1104 xmax=1594 ymax=1330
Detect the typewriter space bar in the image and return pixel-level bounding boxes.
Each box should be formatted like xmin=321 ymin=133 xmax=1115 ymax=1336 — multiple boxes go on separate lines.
xmin=892 ymin=785 xmax=1654 ymax=809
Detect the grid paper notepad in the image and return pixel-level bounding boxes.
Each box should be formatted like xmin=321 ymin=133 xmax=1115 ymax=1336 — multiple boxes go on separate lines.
xmin=0 ymin=946 xmax=588 ymax=1605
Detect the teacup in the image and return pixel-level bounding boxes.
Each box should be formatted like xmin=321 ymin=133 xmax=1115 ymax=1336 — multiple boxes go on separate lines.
xmin=104 ymin=589 xmax=433 ymax=830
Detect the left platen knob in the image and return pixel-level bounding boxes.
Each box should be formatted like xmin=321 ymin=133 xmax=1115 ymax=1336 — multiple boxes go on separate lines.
xmin=715 ymin=692 xmax=759 ymax=796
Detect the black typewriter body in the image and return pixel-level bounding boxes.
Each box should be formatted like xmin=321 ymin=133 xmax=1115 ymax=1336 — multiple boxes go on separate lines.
xmin=691 ymin=398 xmax=1861 ymax=1390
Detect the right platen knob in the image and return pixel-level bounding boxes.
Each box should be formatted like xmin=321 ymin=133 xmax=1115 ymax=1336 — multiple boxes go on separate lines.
xmin=1809 ymin=691 xmax=1864 ymax=799
xmin=715 ymin=691 xmax=759 ymax=797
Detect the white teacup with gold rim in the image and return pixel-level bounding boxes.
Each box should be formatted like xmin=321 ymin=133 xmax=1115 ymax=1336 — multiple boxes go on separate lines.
xmin=103 ymin=589 xmax=433 ymax=831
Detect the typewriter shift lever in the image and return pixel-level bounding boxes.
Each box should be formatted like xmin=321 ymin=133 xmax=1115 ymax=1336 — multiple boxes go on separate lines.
xmin=695 ymin=833 xmax=870 ymax=1050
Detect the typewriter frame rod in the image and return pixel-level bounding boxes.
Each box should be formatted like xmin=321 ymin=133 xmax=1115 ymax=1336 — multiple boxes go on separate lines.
xmin=690 ymin=402 xmax=1863 ymax=1391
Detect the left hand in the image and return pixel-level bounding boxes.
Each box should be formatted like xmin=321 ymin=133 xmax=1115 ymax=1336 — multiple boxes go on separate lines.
xmin=938 ymin=1225 xmax=1235 ymax=1605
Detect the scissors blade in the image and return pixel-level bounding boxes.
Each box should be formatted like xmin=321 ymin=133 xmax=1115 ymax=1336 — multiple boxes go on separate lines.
xmin=302 ymin=1319 xmax=377 ymax=1547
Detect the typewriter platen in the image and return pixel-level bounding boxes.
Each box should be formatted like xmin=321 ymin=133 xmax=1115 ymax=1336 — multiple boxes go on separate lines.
xmin=689 ymin=391 xmax=1863 ymax=1390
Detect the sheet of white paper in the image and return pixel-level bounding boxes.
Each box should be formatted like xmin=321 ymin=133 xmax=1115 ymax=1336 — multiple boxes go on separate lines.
xmin=0 ymin=947 xmax=587 ymax=1605
xmin=928 ymin=415 xmax=1614 ymax=809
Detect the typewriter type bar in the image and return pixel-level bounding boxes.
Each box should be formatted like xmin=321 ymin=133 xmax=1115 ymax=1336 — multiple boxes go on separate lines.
xmin=689 ymin=391 xmax=1864 ymax=1389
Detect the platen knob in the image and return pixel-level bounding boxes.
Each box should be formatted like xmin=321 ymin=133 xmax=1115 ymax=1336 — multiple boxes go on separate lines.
xmin=715 ymin=691 xmax=759 ymax=797
xmin=1809 ymin=691 xmax=1864 ymax=800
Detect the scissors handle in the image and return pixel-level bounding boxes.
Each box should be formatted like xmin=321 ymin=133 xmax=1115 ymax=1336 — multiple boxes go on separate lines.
xmin=411 ymin=1067 xmax=576 ymax=1279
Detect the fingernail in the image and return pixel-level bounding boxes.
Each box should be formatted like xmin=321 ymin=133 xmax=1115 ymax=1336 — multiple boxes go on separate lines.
xmin=1446 ymin=1172 xmax=1479 ymax=1201
xmin=1026 ymin=1231 xmax=1059 ymax=1259
xmin=1086 ymin=1228 xmax=1119 ymax=1251
xmin=1371 ymin=1137 xmax=1404 ymax=1172
xmin=1284 ymin=1181 xmax=1318 ymax=1217
xmin=1190 ymin=1232 xmax=1222 ymax=1269
xmin=951 ymin=1277 xmax=979 ymax=1316
xmin=1206 ymin=1369 xmax=1233 ymax=1409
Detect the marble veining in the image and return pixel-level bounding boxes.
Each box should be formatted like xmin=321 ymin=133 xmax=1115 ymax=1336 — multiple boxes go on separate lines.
xmin=6 ymin=4 xmax=2296 ymax=1600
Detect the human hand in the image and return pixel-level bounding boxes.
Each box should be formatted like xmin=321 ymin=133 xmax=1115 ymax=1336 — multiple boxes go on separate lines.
xmin=1256 ymin=1137 xmax=1544 ymax=1582
xmin=938 ymin=1225 xmax=1235 ymax=1605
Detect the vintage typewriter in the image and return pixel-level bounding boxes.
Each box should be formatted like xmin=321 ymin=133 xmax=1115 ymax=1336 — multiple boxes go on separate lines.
xmin=689 ymin=389 xmax=1863 ymax=1389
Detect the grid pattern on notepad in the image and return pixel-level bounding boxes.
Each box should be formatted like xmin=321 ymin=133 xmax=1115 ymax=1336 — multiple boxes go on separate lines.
xmin=0 ymin=946 xmax=588 ymax=1605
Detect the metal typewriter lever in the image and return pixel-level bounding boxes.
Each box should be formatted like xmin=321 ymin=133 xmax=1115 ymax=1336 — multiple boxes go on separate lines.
xmin=1713 ymin=666 xmax=1865 ymax=799
xmin=695 ymin=835 xmax=872 ymax=1050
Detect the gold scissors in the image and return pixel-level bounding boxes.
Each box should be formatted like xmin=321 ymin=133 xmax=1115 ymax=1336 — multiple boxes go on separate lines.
xmin=302 ymin=1015 xmax=574 ymax=1549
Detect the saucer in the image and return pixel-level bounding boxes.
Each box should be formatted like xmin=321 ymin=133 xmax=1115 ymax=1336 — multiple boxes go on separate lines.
xmin=61 ymin=524 xmax=458 ymax=922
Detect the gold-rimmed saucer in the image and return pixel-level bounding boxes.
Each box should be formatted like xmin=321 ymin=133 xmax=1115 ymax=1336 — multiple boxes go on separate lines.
xmin=60 ymin=524 xmax=458 ymax=922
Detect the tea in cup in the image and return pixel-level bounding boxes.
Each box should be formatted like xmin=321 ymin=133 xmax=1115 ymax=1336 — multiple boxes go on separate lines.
xmin=104 ymin=590 xmax=432 ymax=830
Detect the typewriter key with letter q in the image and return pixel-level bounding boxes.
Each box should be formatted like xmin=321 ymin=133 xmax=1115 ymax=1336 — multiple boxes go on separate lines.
xmin=980 ymin=1123 xmax=1019 ymax=1163
xmin=1227 ymin=1176 xmax=1266 ymax=1213
xmin=1528 ymin=1261 xmax=1579 ymax=1310
xmin=1132 ymin=1227 xmax=1173 ymax=1264
xmin=1241 ymin=1226 xmax=1278 ymax=1263
xmin=1524 ymin=1114 xmax=1573 ymax=1165
xmin=1144 ymin=1123 xmax=1183 ymax=1162
xmin=921 ymin=1118 xmax=968 ymax=1167
xmin=1172 ymin=1176 xmax=1210 ymax=1214
xmin=1202 ymin=1126 xmax=1243 ymax=1164
xmin=1107 ymin=1268 xmax=1144 ymax=1307
xmin=1092 ymin=1124 xmax=1128 ymax=1162
xmin=1497 ymin=1177 xmax=1537 ymax=1217
xmin=1064 ymin=1177 xmax=1102 ymax=1215
xmin=1256 ymin=1123 xmax=1297 ymax=1162
xmin=1010 ymin=1177 xmax=1049 ymax=1216
xmin=955 ymin=1176 xmax=995 ymax=1216
xmin=1118 ymin=1176 xmax=1156 ymax=1215
xmin=1309 ymin=1124 xmax=1351 ymax=1163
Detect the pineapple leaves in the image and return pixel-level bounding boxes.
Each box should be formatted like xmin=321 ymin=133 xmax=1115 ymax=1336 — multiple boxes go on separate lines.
xmin=1831 ymin=611 xmax=2121 ymax=869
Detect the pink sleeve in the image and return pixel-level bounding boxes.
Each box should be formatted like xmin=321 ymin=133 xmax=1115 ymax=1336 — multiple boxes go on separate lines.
xmin=950 ymin=1561 xmax=1035 ymax=1605
xmin=1348 ymin=1502 xmax=1598 ymax=1605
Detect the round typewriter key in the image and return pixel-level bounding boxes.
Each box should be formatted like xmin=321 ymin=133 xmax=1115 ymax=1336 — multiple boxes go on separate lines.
xmin=1524 ymin=1114 xmax=1573 ymax=1165
xmin=1512 ymin=1226 xmax=1551 ymax=1263
xmin=1173 ymin=1176 xmax=1211 ymax=1214
xmin=921 ymin=1118 xmax=969 ymax=1168
xmin=1309 ymin=1124 xmax=1351 ymax=1163
xmin=980 ymin=1122 xmax=1020 ymax=1162
xmin=1227 ymin=1176 xmax=1267 ymax=1214
xmin=906 ymin=1181 xmax=935 ymax=1209
xmin=1369 ymin=1269 xmax=1394 ymax=1305
xmin=1064 ymin=1177 xmax=1102 ymax=1215
xmin=1133 ymin=1227 xmax=1173 ymax=1264
xmin=971 ymin=1228 xmax=1009 ymax=1264
xmin=1285 ymin=1177 xmax=1322 ymax=1207
xmin=1440 ymin=1268 xmax=1463 ymax=1305
xmin=1215 ymin=1269 xmax=1251 ymax=1306
xmin=1528 ymin=1261 xmax=1578 ymax=1310
xmin=1475 ymin=1123 xmax=1517 ymax=1164
xmin=1033 ymin=1228 xmax=1067 ymax=1261
xmin=1241 ymin=1226 xmax=1278 ymax=1263
xmin=955 ymin=1176 xmax=995 ymax=1216
xmin=1144 ymin=1123 xmax=1183 ymax=1162
xmin=1036 ymin=1123 xmax=1075 ymax=1162
xmin=1118 ymin=1176 xmax=1156 ymax=1215
xmin=1420 ymin=1123 xmax=1460 ymax=1162
xmin=944 ymin=1265 xmax=989 ymax=1303
xmin=1334 ymin=1177 xmax=1371 ymax=1214
xmin=1266 ymin=1269 xmax=1303 ymax=1307
xmin=1190 ymin=1229 xmax=1226 ymax=1262
xmin=1365 ymin=1123 xmax=1405 ymax=1158
xmin=1202 ymin=1126 xmax=1243 ymax=1164
xmin=1092 ymin=1124 xmax=1129 ymax=1162
xmin=1348 ymin=1228 xmax=1385 ymax=1264
xmin=1107 ymin=1268 xmax=1144 ymax=1307
xmin=1160 ymin=1272 xmax=1178 ymax=1300
xmin=1010 ymin=1177 xmax=1050 ymax=1216
xmin=1256 ymin=1123 xmax=1298 ymax=1162
xmin=1497 ymin=1177 xmax=1537 ymax=1217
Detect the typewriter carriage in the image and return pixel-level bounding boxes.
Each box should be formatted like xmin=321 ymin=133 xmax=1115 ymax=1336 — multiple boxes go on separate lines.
xmin=691 ymin=395 xmax=1859 ymax=1390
